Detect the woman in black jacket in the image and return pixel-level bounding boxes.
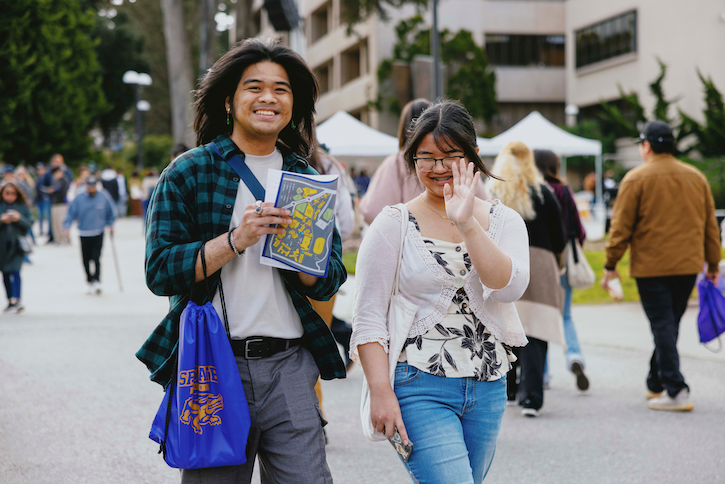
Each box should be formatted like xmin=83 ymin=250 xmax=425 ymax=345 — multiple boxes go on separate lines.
xmin=486 ymin=141 xmax=566 ymax=417
xmin=0 ymin=181 xmax=34 ymax=314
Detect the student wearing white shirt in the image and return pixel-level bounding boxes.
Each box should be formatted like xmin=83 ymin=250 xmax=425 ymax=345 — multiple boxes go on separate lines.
xmin=351 ymin=100 xmax=530 ymax=483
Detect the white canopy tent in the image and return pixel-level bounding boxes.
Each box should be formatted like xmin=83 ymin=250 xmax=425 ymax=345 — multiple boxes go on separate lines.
xmin=316 ymin=111 xmax=399 ymax=157
xmin=476 ymin=111 xmax=606 ymax=240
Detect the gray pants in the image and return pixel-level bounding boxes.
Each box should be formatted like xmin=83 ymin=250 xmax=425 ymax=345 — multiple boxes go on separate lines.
xmin=180 ymin=345 xmax=332 ymax=484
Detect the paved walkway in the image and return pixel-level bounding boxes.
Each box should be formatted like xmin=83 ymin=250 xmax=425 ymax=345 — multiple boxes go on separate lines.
xmin=1 ymin=218 xmax=723 ymax=483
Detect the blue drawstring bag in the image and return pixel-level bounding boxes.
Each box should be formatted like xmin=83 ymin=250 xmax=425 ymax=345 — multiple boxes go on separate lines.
xmin=696 ymin=277 xmax=725 ymax=353
xmin=149 ymin=245 xmax=251 ymax=468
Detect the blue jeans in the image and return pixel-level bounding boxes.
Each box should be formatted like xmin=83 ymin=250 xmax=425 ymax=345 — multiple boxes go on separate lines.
xmin=393 ymin=363 xmax=507 ymax=484
xmin=560 ymin=275 xmax=584 ymax=368
xmin=3 ymin=271 xmax=21 ymax=300
xmin=36 ymin=199 xmax=51 ymax=235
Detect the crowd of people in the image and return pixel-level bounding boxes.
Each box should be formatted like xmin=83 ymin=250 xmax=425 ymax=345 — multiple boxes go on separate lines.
xmin=0 ymin=153 xmax=169 ymax=312
xmin=2 ymin=37 xmax=718 ymax=484
xmin=132 ymin=38 xmax=721 ymax=484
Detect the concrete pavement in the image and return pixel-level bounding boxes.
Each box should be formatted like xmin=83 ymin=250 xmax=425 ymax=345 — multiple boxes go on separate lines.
xmin=1 ymin=217 xmax=723 ymax=483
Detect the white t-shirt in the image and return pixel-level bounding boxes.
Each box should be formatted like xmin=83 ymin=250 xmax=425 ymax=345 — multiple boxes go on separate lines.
xmin=211 ymin=149 xmax=304 ymax=340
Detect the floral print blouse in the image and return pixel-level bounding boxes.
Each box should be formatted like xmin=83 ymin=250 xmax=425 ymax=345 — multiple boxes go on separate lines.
xmin=399 ymin=212 xmax=515 ymax=381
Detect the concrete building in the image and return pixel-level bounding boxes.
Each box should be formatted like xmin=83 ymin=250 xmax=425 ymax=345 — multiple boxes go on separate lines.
xmin=566 ymin=0 xmax=725 ymax=127
xmin=236 ymin=0 xmax=725 ymax=146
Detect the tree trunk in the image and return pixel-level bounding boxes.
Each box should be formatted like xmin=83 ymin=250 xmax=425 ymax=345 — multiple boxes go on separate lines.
xmin=234 ymin=0 xmax=256 ymax=44
xmin=198 ymin=0 xmax=218 ymax=78
xmin=159 ymin=0 xmax=195 ymax=146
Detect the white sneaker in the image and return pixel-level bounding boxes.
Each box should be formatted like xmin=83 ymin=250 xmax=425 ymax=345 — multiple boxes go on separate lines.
xmin=86 ymin=283 xmax=94 ymax=295
xmin=648 ymin=389 xmax=694 ymax=412
xmin=521 ymin=407 xmax=539 ymax=418
xmin=93 ymin=281 xmax=102 ymax=295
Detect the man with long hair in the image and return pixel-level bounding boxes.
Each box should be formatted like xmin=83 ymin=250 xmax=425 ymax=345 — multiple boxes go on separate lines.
xmin=137 ymin=38 xmax=347 ymax=483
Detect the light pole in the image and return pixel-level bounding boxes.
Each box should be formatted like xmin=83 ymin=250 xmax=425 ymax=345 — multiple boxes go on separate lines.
xmin=431 ymin=0 xmax=442 ymax=99
xmin=122 ymin=70 xmax=152 ymax=171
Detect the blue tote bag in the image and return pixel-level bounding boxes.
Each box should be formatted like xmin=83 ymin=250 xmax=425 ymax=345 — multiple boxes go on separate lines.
xmin=149 ymin=244 xmax=251 ymax=468
xmin=696 ymin=277 xmax=725 ymax=353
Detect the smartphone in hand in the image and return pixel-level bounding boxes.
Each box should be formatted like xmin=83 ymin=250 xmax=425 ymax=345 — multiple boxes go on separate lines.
xmin=388 ymin=427 xmax=414 ymax=462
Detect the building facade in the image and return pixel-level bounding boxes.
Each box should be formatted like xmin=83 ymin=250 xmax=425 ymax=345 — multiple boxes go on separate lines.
xmin=236 ymin=0 xmax=725 ymax=144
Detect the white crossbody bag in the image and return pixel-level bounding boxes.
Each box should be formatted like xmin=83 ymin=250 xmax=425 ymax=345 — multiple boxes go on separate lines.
xmin=360 ymin=204 xmax=419 ymax=441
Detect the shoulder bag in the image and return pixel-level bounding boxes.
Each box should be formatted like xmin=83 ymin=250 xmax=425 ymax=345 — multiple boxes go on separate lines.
xmin=564 ymin=189 xmax=595 ymax=290
xmin=360 ymin=203 xmax=419 ymax=441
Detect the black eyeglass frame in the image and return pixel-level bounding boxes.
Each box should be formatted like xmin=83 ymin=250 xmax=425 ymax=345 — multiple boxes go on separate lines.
xmin=413 ymin=155 xmax=465 ymax=172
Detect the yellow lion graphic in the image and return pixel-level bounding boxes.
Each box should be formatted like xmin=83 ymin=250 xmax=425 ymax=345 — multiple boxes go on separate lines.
xmin=180 ymin=392 xmax=224 ymax=435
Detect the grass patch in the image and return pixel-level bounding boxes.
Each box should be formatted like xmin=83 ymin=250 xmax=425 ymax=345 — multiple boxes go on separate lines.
xmin=343 ymin=251 xmax=358 ymax=275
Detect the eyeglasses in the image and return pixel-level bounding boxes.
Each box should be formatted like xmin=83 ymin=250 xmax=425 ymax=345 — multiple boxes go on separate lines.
xmin=413 ymin=156 xmax=463 ymax=173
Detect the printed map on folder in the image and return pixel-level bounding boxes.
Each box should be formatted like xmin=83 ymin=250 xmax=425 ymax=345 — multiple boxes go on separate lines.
xmin=260 ymin=170 xmax=338 ymax=277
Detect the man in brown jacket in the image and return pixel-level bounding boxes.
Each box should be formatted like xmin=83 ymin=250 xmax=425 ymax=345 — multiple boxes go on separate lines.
xmin=602 ymin=120 xmax=720 ymax=412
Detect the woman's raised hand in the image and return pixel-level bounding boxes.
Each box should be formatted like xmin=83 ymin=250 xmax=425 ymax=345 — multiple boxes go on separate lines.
xmin=444 ymin=158 xmax=480 ymax=226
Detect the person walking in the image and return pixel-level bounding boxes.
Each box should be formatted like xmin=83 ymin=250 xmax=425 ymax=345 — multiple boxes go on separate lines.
xmin=35 ymin=163 xmax=51 ymax=237
xmin=137 ymin=38 xmax=347 ymax=483
xmin=63 ymin=176 xmax=116 ymax=295
xmin=487 ymin=142 xmax=566 ymax=418
xmin=0 ymin=182 xmax=33 ymax=314
xmin=352 ymin=100 xmax=530 ymax=483
xmin=48 ymin=167 xmax=71 ymax=245
xmin=602 ymin=120 xmax=720 ymax=412
xmin=534 ymin=149 xmax=590 ymax=392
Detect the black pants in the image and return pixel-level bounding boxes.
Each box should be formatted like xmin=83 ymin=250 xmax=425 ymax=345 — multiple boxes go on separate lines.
xmin=636 ymin=275 xmax=696 ymax=398
xmin=507 ymin=337 xmax=548 ymax=410
xmin=80 ymin=234 xmax=104 ymax=283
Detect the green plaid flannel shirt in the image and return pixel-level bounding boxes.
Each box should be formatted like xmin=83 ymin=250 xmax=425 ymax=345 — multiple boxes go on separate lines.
xmin=136 ymin=134 xmax=348 ymax=388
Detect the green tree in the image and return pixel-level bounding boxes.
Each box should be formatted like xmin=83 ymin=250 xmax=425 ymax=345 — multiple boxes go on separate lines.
xmin=94 ymin=10 xmax=150 ymax=139
xmin=376 ymin=15 xmax=497 ymax=122
xmin=340 ymin=0 xmax=427 ymax=31
xmin=0 ymin=0 xmax=108 ymax=166
xmin=678 ymin=71 xmax=725 ymax=159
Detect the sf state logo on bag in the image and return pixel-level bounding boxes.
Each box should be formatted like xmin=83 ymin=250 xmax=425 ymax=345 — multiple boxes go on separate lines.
xmin=178 ymin=365 xmax=224 ymax=434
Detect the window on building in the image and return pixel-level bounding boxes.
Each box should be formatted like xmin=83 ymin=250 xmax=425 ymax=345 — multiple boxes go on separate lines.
xmin=313 ymin=60 xmax=333 ymax=95
xmin=576 ymin=10 xmax=637 ymax=69
xmin=341 ymin=40 xmax=367 ymax=86
xmin=485 ymin=34 xmax=565 ymax=67
xmin=310 ymin=2 xmax=330 ymax=44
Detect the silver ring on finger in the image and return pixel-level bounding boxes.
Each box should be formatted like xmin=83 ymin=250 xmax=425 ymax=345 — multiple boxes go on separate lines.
xmin=254 ymin=200 xmax=263 ymax=216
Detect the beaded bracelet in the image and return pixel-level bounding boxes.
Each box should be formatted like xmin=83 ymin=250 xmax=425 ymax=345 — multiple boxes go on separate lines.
xmin=228 ymin=227 xmax=244 ymax=257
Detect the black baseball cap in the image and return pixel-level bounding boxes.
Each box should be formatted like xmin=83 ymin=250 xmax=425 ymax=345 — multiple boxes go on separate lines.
xmin=85 ymin=175 xmax=98 ymax=185
xmin=637 ymin=120 xmax=674 ymax=144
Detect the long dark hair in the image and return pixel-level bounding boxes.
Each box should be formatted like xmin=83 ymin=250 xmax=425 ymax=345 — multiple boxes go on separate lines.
xmin=403 ymin=99 xmax=499 ymax=180
xmin=397 ymin=98 xmax=431 ymax=149
xmin=193 ymin=38 xmax=319 ymax=157
xmin=534 ymin=149 xmax=562 ymax=185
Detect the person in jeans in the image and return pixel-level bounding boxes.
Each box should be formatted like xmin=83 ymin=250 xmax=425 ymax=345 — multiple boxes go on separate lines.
xmin=487 ymin=142 xmax=566 ymax=418
xmin=47 ymin=167 xmax=70 ymax=245
xmin=352 ymin=100 xmax=530 ymax=483
xmin=534 ymin=149 xmax=590 ymax=392
xmin=63 ymin=176 xmax=116 ymax=295
xmin=137 ymin=38 xmax=347 ymax=483
xmin=35 ymin=163 xmax=51 ymax=236
xmin=0 ymin=181 xmax=33 ymax=314
xmin=602 ymin=120 xmax=720 ymax=412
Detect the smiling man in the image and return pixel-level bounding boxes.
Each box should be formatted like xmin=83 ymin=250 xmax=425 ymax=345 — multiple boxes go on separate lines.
xmin=137 ymin=39 xmax=347 ymax=483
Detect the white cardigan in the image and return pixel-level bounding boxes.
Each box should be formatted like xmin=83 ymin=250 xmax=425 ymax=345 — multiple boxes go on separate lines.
xmin=351 ymin=203 xmax=530 ymax=364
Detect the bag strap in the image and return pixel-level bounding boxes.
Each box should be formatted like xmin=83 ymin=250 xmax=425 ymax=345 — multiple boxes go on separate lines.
xmin=392 ymin=204 xmax=409 ymax=296
xmin=210 ymin=142 xmax=265 ymax=201
xmin=562 ymin=188 xmax=580 ymax=265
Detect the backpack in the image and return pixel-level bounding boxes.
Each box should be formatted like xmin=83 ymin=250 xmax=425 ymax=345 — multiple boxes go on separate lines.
xmin=102 ymin=178 xmax=120 ymax=202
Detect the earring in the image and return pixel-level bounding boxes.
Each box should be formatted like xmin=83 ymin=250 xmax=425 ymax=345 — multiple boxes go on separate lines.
xmin=291 ymin=120 xmax=296 ymax=130
xmin=226 ymin=109 xmax=231 ymax=127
